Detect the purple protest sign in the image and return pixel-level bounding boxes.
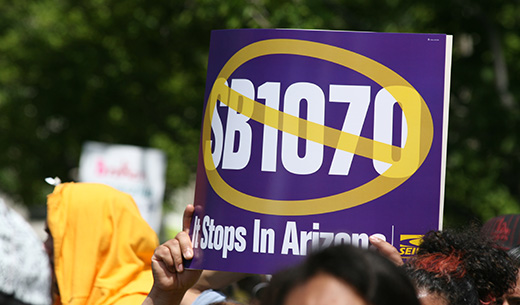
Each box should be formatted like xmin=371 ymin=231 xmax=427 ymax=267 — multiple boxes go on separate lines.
xmin=188 ymin=29 xmax=452 ymax=274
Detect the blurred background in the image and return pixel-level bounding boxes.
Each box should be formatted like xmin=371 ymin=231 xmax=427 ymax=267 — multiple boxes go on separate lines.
xmin=1 ymin=0 xmax=519 ymax=240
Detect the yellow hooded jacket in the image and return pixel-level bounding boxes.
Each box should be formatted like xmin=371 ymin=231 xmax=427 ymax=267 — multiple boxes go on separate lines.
xmin=47 ymin=183 xmax=159 ymax=305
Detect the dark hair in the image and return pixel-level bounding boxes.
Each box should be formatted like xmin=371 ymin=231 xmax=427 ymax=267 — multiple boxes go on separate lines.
xmin=262 ymin=244 xmax=420 ymax=305
xmin=404 ymin=228 xmax=517 ymax=305
xmin=508 ymin=245 xmax=520 ymax=268
xmin=404 ymin=253 xmax=479 ymax=305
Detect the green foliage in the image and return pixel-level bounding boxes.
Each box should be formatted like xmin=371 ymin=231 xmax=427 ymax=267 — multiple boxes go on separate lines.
xmin=1 ymin=0 xmax=520 ymax=227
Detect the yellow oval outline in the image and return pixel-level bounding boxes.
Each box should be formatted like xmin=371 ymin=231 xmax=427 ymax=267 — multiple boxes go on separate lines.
xmin=202 ymin=38 xmax=434 ymax=216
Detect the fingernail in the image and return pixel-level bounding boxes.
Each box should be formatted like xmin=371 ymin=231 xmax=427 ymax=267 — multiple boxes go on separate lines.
xmin=185 ymin=248 xmax=193 ymax=257
xmin=177 ymin=264 xmax=184 ymax=272
xmin=369 ymin=235 xmax=381 ymax=242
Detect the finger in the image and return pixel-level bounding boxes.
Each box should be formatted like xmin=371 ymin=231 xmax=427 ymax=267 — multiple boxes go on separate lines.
xmin=183 ymin=204 xmax=195 ymax=233
xmin=153 ymin=242 xmax=176 ymax=273
xmin=369 ymin=235 xmax=404 ymax=266
xmin=176 ymin=231 xmax=194 ymax=260
xmin=164 ymin=238 xmax=184 ymax=273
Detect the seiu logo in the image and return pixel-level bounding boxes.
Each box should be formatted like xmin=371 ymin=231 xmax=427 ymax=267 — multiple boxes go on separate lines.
xmin=399 ymin=235 xmax=423 ymax=258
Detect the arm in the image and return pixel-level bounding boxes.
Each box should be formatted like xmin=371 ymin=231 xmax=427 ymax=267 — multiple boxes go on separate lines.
xmin=191 ymin=270 xmax=250 ymax=293
xmin=142 ymin=205 xmax=203 ymax=305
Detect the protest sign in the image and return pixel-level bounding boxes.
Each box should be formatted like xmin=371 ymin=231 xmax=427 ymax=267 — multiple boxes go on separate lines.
xmin=78 ymin=141 xmax=166 ymax=233
xmin=189 ymin=29 xmax=452 ymax=274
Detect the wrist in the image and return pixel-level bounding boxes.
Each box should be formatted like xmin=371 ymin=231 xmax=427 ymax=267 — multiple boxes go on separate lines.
xmin=145 ymin=284 xmax=188 ymax=305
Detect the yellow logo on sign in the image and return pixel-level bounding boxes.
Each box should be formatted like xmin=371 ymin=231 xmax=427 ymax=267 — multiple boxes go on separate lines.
xmin=399 ymin=234 xmax=423 ymax=257
xmin=202 ymin=39 xmax=434 ymax=215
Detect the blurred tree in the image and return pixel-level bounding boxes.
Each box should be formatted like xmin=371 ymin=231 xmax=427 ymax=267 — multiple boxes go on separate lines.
xmin=0 ymin=0 xmax=519 ymax=227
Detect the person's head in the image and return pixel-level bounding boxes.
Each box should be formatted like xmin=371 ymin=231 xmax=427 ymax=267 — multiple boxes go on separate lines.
xmin=262 ymin=244 xmax=421 ymax=305
xmin=44 ymin=182 xmax=159 ymax=304
xmin=495 ymin=246 xmax=520 ymax=305
xmin=0 ymin=199 xmax=52 ymax=305
xmin=404 ymin=228 xmax=517 ymax=305
xmin=481 ymin=215 xmax=520 ymax=251
xmin=481 ymin=215 xmax=520 ymax=305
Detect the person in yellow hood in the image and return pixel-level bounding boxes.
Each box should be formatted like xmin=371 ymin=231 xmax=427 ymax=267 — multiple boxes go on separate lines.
xmin=44 ymin=182 xmax=159 ymax=305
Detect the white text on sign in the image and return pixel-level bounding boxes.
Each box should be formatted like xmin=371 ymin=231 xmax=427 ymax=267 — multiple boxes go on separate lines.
xmin=210 ymin=79 xmax=408 ymax=176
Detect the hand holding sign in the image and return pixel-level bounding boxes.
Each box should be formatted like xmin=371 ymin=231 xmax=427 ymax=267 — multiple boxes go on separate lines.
xmin=369 ymin=235 xmax=404 ymax=266
xmin=143 ymin=205 xmax=202 ymax=305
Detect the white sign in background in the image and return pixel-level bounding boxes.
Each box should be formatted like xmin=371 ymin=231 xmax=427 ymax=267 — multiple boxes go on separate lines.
xmin=78 ymin=141 xmax=167 ymax=233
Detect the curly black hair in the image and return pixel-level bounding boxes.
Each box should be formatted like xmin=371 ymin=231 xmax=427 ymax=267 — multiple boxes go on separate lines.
xmin=404 ymin=254 xmax=479 ymax=305
xmin=404 ymin=227 xmax=517 ymax=305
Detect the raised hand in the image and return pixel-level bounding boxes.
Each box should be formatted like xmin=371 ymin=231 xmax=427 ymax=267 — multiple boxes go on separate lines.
xmin=143 ymin=205 xmax=202 ymax=305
